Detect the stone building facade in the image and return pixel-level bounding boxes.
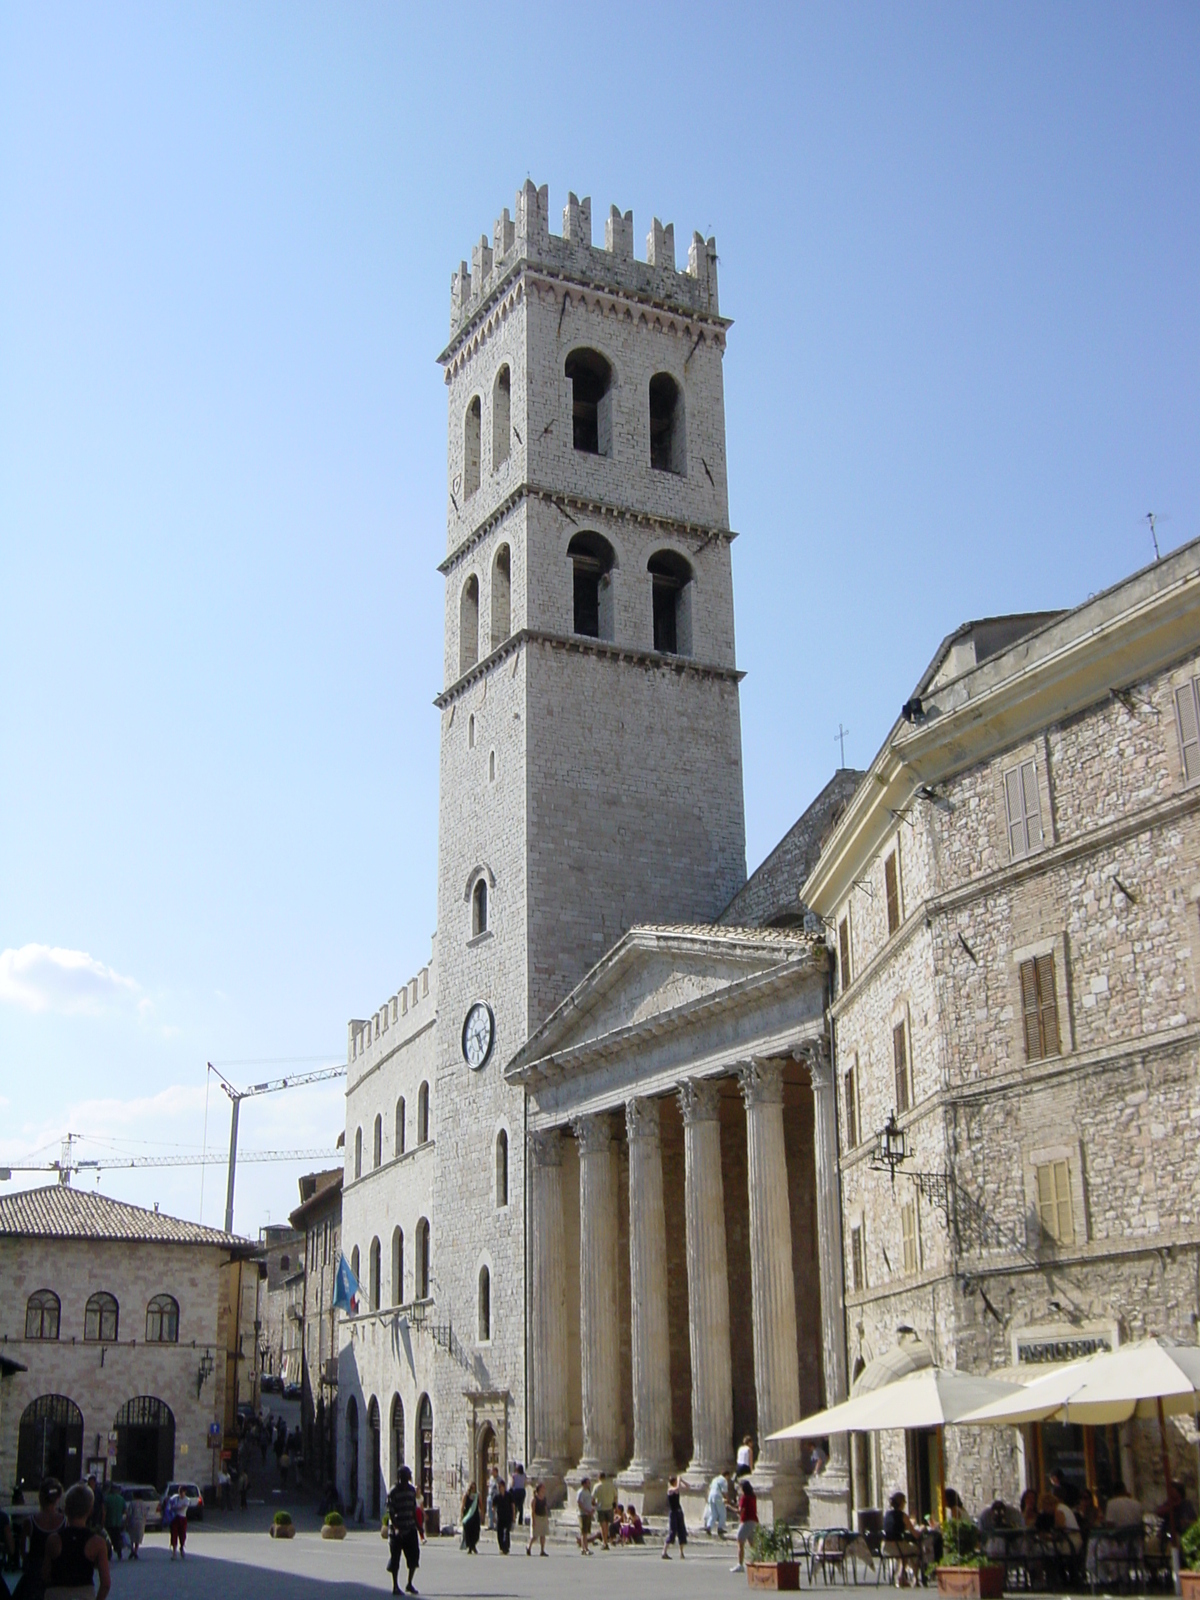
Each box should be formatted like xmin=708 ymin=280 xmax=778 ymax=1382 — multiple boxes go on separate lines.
xmin=289 ymin=1168 xmax=341 ymax=1487
xmin=802 ymin=540 xmax=1200 ymax=1517
xmin=257 ymin=1222 xmax=303 ymax=1382
xmin=0 ymin=1185 xmax=256 ymax=1495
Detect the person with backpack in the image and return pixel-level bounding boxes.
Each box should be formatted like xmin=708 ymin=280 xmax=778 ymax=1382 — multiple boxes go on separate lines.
xmin=385 ymin=1465 xmax=420 ymax=1596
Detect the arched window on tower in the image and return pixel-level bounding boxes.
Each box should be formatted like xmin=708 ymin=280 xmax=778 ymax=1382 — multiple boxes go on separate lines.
xmin=395 ymin=1098 xmax=406 ymax=1157
xmin=459 ymin=575 xmax=480 ymax=676
xmin=477 ymin=1265 xmax=491 ymax=1343
xmin=417 ymin=1082 xmax=430 ymax=1145
xmin=649 ymin=373 xmax=686 ymax=474
xmin=464 ymin=396 xmax=481 ymax=497
xmin=564 ymin=349 xmax=613 ymax=456
xmin=495 ymin=1130 xmax=508 ymax=1207
xmin=415 ymin=1219 xmax=431 ymax=1299
xmin=354 ymin=1126 xmax=363 ymax=1179
xmin=471 ymin=878 xmax=488 ymax=938
xmin=391 ymin=1227 xmax=404 ymax=1305
xmin=369 ymin=1237 xmax=381 ymax=1311
xmin=568 ymin=531 xmax=615 ymax=641
xmin=491 ymin=544 xmax=511 ymax=649
xmin=351 ymin=1244 xmax=360 ymax=1285
xmin=492 ymin=366 xmax=511 ymax=469
xmin=648 ymin=549 xmax=693 ymax=657
xmin=373 ymin=1114 xmax=382 ymax=1169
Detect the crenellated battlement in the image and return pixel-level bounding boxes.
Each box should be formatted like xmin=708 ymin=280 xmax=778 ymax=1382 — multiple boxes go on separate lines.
xmin=447 ymin=179 xmax=719 ymax=341
xmin=346 ymin=936 xmax=437 ymax=1085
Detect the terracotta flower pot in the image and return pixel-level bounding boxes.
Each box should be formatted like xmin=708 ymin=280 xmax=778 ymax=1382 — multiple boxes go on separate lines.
xmin=746 ymin=1560 xmax=801 ymax=1590
xmin=269 ymin=1522 xmax=296 ymax=1539
xmin=1179 ymin=1571 xmax=1200 ymax=1600
xmin=321 ymin=1523 xmax=346 ymax=1540
xmin=936 ymin=1565 xmax=1005 ymax=1599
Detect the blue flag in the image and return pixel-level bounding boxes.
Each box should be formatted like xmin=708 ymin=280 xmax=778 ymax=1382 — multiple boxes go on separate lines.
xmin=333 ymin=1252 xmax=359 ymax=1313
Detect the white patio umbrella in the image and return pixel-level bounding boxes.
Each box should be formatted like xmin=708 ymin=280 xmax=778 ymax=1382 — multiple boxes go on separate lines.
xmin=766 ymin=1366 xmax=1024 ymax=1439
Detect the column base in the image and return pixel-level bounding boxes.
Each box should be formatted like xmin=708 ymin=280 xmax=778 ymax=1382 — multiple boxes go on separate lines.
xmin=803 ymin=1466 xmax=851 ymax=1529
xmin=527 ymin=1458 xmax=571 ymax=1510
xmin=617 ymin=1462 xmax=673 ymax=1515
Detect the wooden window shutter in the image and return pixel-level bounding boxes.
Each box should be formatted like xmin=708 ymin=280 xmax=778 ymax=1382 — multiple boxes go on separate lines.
xmin=839 ymin=917 xmax=852 ymax=990
xmin=901 ymin=1202 xmax=918 ymax=1274
xmin=1176 ymin=681 xmax=1200 ymax=785
xmin=1036 ymin=1159 xmax=1073 ymax=1244
xmin=885 ymin=852 xmax=901 ymax=936
xmin=892 ymin=1020 xmax=909 ymax=1112
xmin=1020 ymin=958 xmax=1041 ymax=1059
xmin=1005 ymin=757 xmax=1041 ymax=859
xmin=1035 ymin=953 xmax=1060 ymax=1057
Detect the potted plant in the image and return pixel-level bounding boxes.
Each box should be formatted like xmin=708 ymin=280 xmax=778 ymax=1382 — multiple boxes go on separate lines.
xmin=270 ymin=1510 xmax=296 ymax=1540
xmin=321 ymin=1511 xmax=346 ymax=1541
xmin=747 ymin=1519 xmax=802 ymax=1591
xmin=935 ymin=1515 xmax=1003 ymax=1599
xmin=1180 ymin=1517 xmax=1200 ymax=1600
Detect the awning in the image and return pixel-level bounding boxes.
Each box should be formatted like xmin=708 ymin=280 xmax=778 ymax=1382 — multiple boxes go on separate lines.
xmin=766 ymin=1366 xmax=1023 ymax=1440
xmin=961 ymin=1337 xmax=1200 ymax=1426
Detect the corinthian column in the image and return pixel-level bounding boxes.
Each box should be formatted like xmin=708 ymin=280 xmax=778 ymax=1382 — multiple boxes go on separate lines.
xmin=528 ymin=1128 xmax=570 ymax=1500
xmin=678 ymin=1077 xmax=732 ymax=1482
xmin=618 ymin=1097 xmax=673 ymax=1511
xmin=572 ymin=1113 xmax=621 ymax=1476
xmin=804 ymin=1040 xmax=851 ymax=1525
xmin=738 ymin=1058 xmax=802 ymax=1511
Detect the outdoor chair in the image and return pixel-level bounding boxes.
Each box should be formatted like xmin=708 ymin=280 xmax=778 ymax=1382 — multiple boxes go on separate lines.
xmin=811 ymin=1528 xmax=852 ymax=1584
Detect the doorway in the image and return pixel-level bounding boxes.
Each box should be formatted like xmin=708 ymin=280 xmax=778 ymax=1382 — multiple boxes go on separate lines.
xmin=391 ymin=1396 xmax=405 ymax=1485
xmin=17 ymin=1396 xmax=83 ymax=1492
xmin=476 ymin=1423 xmax=498 ymax=1496
xmin=367 ymin=1397 xmax=382 ymax=1520
xmin=114 ymin=1396 xmax=175 ymax=1490
xmin=907 ymin=1427 xmax=940 ymax=1522
xmin=417 ymin=1395 xmax=433 ymax=1510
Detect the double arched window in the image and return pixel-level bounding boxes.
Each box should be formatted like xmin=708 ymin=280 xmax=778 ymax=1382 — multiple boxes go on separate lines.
xmin=25 ymin=1290 xmax=60 ymax=1341
xmin=84 ymin=1292 xmax=118 ymax=1342
xmin=145 ymin=1294 xmax=179 ymax=1344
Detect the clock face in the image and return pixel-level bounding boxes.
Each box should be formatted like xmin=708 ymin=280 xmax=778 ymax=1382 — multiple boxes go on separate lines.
xmin=462 ymin=1002 xmax=494 ymax=1070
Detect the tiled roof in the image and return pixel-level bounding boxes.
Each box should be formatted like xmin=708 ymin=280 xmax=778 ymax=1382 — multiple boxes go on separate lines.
xmin=0 ymin=1185 xmax=250 ymax=1248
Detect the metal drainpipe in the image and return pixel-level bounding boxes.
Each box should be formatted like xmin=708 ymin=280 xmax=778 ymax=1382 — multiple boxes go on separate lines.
xmin=523 ymin=1086 xmax=530 ymax=1469
xmin=827 ymin=978 xmax=852 ymax=1403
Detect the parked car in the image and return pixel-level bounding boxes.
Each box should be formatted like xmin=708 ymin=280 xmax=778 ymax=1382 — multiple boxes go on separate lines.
xmin=260 ymin=1374 xmax=281 ymax=1394
xmin=283 ymin=1382 xmax=301 ymax=1400
xmin=162 ymin=1482 xmax=204 ymax=1521
xmin=116 ymin=1483 xmax=163 ymax=1530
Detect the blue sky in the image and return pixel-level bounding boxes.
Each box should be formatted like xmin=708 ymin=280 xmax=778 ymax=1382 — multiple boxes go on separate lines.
xmin=2 ymin=2 xmax=1197 ymax=1235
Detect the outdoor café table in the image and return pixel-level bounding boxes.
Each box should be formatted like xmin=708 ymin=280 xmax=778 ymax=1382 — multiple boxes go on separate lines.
xmin=1085 ymin=1523 xmax=1144 ymax=1593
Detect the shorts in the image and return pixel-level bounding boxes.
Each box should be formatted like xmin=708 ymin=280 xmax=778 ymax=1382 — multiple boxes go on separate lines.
xmin=597 ymin=1508 xmax=612 ymax=1524
xmin=738 ymin=1520 xmax=759 ymax=1543
xmin=579 ymin=1513 xmax=592 ymax=1539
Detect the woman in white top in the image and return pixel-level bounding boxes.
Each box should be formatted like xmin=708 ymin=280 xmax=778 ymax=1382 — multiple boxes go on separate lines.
xmin=736 ymin=1436 xmax=754 ymax=1476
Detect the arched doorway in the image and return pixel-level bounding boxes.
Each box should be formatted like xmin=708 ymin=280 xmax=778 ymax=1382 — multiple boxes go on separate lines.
xmin=390 ymin=1395 xmax=405 ymax=1484
xmin=17 ymin=1395 xmax=83 ymax=1491
xmin=346 ymin=1396 xmax=359 ymax=1512
xmin=476 ymin=1422 xmax=498 ymax=1497
xmin=114 ymin=1397 xmax=175 ymax=1490
xmin=367 ymin=1397 xmax=382 ymax=1520
xmin=417 ymin=1395 xmax=433 ymax=1510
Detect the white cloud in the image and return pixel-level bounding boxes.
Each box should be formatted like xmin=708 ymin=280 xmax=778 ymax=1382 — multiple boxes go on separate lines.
xmin=0 ymin=944 xmax=142 ymax=1015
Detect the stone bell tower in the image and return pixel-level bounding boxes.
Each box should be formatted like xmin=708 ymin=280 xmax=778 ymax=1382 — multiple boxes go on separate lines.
xmin=429 ymin=180 xmax=746 ymax=1472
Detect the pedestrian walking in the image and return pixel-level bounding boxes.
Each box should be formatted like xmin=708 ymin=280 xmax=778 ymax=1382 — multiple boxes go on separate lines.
xmin=576 ymin=1477 xmax=594 ymax=1554
xmin=703 ymin=1471 xmax=729 ymax=1537
xmin=43 ymin=1483 xmax=110 ymax=1600
xmin=485 ymin=1468 xmax=498 ymax=1530
xmin=102 ymin=1484 xmax=126 ymax=1560
xmin=526 ymin=1481 xmax=549 ymax=1557
xmin=509 ymin=1463 xmax=526 ymax=1526
xmin=661 ymin=1475 xmax=687 ymax=1559
xmin=164 ymin=1486 xmax=189 ymax=1558
xmin=731 ymin=1477 xmax=758 ymax=1573
xmin=126 ymin=1496 xmax=146 ymax=1560
xmin=12 ymin=1476 xmax=64 ymax=1600
xmin=493 ymin=1477 xmax=512 ymax=1554
xmin=593 ymin=1471 xmax=616 ymax=1549
xmin=459 ymin=1483 xmax=481 ymax=1554
xmin=736 ymin=1435 xmax=755 ymax=1477
xmin=385 ymin=1465 xmax=421 ymax=1596
xmin=238 ymin=1467 xmax=249 ymax=1510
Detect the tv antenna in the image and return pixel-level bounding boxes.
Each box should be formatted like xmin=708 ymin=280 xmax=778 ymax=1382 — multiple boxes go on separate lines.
xmin=834 ymin=724 xmax=850 ymax=768
xmin=1145 ymin=512 xmax=1168 ymax=562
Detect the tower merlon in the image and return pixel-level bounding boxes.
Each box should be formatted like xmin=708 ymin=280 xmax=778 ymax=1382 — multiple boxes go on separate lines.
xmin=445 ymin=180 xmax=722 ymax=344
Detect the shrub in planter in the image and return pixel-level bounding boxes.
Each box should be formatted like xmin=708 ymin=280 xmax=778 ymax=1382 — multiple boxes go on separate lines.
xmin=270 ymin=1510 xmax=296 ymax=1540
xmin=1180 ymin=1519 xmax=1200 ymax=1600
xmin=747 ymin=1519 xmax=801 ymax=1591
xmin=322 ymin=1511 xmax=347 ymax=1541
xmin=935 ymin=1517 xmax=1003 ymax=1599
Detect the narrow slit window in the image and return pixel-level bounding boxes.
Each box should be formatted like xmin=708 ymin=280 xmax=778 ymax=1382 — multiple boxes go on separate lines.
xmin=395 ymin=1098 xmax=406 ymax=1157
xmin=492 ymin=366 xmax=511 ymax=469
xmin=472 ymin=878 xmax=488 ymax=937
xmin=496 ymin=1130 xmax=508 ymax=1207
xmin=850 ymin=1225 xmax=865 ymax=1293
xmin=648 ymin=372 xmax=685 ymax=474
xmin=373 ymin=1115 xmax=382 ymax=1169
xmin=844 ymin=1063 xmax=858 ymax=1150
xmin=885 ymin=851 xmax=901 ymax=936
xmin=838 ymin=916 xmax=852 ymax=991
xmin=491 ymin=544 xmax=511 ymax=649
xmin=459 ymin=577 xmax=479 ymax=675
xmin=463 ymin=396 xmax=481 ymax=497
xmin=478 ymin=1265 xmax=491 ymax=1342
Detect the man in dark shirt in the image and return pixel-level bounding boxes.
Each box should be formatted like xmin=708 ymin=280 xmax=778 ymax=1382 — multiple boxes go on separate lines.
xmin=493 ymin=1476 xmax=512 ymax=1554
xmin=386 ymin=1466 xmax=421 ymax=1596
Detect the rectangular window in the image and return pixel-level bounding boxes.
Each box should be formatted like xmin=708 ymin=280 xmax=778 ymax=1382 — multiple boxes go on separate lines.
xmin=901 ymin=1201 xmax=918 ymax=1275
xmin=885 ymin=851 xmax=901 ymax=936
xmin=844 ymin=1062 xmax=858 ymax=1150
xmin=1020 ymin=954 xmax=1061 ymax=1062
xmin=1035 ymin=1159 xmax=1074 ymax=1244
xmin=1004 ymin=757 xmax=1043 ymax=860
xmin=839 ymin=916 xmax=852 ymax=992
xmin=893 ymin=1020 xmax=910 ymax=1113
xmin=850 ymin=1224 xmax=865 ymax=1293
xmin=1175 ymin=679 xmax=1200 ymax=786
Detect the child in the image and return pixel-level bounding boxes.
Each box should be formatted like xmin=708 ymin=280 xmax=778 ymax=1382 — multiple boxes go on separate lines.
xmin=662 ymin=1476 xmax=687 ymax=1560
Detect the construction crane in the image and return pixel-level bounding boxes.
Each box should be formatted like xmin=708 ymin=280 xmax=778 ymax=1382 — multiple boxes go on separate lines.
xmin=0 ymin=1131 xmax=338 ymax=1186
xmin=208 ymin=1062 xmax=346 ymax=1232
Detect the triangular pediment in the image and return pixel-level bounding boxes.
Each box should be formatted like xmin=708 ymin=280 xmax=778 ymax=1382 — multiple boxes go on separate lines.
xmin=506 ymin=923 xmax=821 ymax=1079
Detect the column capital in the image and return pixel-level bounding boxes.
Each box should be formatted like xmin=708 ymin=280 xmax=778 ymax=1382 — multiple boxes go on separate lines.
xmin=625 ymin=1096 xmax=661 ymax=1143
xmin=572 ymin=1111 xmax=614 ymax=1155
xmin=738 ymin=1057 xmax=784 ymax=1107
xmin=529 ymin=1128 xmax=564 ymax=1168
xmin=797 ymin=1037 xmax=833 ymax=1090
xmin=678 ymin=1077 xmax=721 ymax=1125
